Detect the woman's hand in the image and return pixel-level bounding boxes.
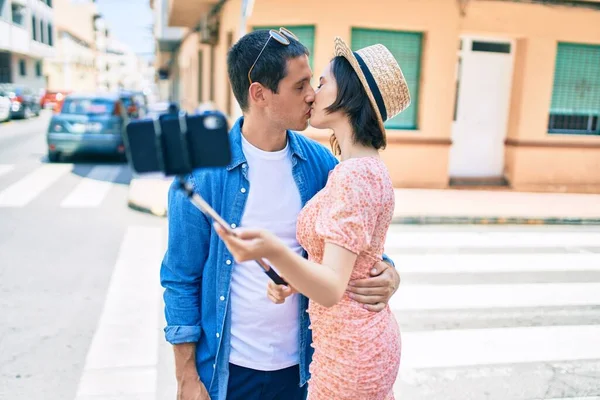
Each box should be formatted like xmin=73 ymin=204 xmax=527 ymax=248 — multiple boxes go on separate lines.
xmin=267 ymin=281 xmax=297 ymax=304
xmin=213 ymin=223 xmax=283 ymax=263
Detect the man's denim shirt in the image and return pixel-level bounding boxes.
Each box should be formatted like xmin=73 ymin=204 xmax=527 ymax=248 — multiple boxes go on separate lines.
xmin=160 ymin=117 xmax=394 ymax=400
xmin=160 ymin=117 xmax=337 ymax=400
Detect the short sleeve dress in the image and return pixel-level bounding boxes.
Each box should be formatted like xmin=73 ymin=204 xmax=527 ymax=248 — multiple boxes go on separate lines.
xmin=296 ymin=157 xmax=401 ymax=400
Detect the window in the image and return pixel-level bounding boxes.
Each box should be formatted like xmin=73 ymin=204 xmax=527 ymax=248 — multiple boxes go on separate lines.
xmin=61 ymin=99 xmax=115 ymax=115
xmin=31 ymin=15 xmax=37 ymax=41
xmin=549 ymin=43 xmax=600 ymax=135
xmin=198 ymin=50 xmax=204 ymax=103
xmin=19 ymin=59 xmax=26 ymax=77
xmin=0 ymin=0 xmax=7 ymax=20
xmin=35 ymin=61 xmax=42 ymax=77
xmin=252 ymin=25 xmax=316 ymax=69
xmin=47 ymin=23 xmax=53 ymax=46
xmin=351 ymin=28 xmax=423 ymax=130
xmin=11 ymin=3 xmax=25 ymax=26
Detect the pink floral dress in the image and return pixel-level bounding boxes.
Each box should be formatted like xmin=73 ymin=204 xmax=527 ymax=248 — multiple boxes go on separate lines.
xmin=297 ymin=157 xmax=401 ymax=400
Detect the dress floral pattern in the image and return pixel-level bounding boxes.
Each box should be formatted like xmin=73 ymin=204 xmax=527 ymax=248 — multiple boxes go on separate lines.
xmin=297 ymin=157 xmax=401 ymax=400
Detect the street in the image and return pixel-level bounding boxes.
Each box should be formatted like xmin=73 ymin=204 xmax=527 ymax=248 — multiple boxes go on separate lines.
xmin=1 ymin=115 xmax=600 ymax=399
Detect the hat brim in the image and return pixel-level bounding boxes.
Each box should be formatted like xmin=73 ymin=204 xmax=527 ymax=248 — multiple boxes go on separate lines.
xmin=333 ymin=37 xmax=387 ymax=138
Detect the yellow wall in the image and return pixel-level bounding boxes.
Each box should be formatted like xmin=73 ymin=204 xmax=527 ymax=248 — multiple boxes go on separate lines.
xmin=173 ymin=0 xmax=600 ymax=192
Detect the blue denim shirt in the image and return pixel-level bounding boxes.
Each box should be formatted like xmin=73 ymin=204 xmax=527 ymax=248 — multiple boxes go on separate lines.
xmin=160 ymin=117 xmax=338 ymax=400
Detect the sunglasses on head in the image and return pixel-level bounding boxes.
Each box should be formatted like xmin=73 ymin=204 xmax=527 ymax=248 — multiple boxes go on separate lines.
xmin=247 ymin=27 xmax=299 ymax=85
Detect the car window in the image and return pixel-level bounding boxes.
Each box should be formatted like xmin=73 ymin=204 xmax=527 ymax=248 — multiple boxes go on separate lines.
xmin=61 ymin=98 xmax=115 ymax=115
xmin=120 ymin=97 xmax=133 ymax=107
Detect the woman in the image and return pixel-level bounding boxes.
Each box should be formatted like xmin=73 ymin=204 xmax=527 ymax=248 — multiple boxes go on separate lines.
xmin=215 ymin=37 xmax=410 ymax=399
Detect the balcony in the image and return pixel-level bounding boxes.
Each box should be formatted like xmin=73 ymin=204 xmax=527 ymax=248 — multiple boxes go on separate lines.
xmin=167 ymin=0 xmax=216 ymax=28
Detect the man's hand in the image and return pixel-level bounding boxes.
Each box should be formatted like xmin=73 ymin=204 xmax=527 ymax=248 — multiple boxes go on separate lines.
xmin=347 ymin=260 xmax=400 ymax=312
xmin=267 ymin=281 xmax=297 ymax=304
xmin=177 ymin=375 xmax=210 ymax=400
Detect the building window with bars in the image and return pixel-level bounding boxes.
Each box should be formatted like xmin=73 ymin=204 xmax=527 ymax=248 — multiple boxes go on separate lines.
xmin=351 ymin=28 xmax=422 ymax=130
xmin=548 ymin=43 xmax=600 ymax=136
xmin=19 ymin=59 xmax=26 ymax=76
xmin=31 ymin=15 xmax=37 ymax=41
xmin=47 ymin=23 xmax=54 ymax=46
xmin=252 ymin=25 xmax=316 ymax=70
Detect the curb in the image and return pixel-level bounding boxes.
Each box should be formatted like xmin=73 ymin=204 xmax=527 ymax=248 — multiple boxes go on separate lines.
xmin=392 ymin=216 xmax=600 ymax=225
xmin=128 ymin=200 xmax=600 ymax=225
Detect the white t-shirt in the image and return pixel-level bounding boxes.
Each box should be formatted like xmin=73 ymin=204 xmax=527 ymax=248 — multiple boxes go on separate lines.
xmin=228 ymin=134 xmax=303 ymax=371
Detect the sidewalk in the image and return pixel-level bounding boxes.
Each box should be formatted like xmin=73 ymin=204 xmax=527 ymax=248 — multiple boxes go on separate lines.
xmin=127 ymin=177 xmax=600 ymax=225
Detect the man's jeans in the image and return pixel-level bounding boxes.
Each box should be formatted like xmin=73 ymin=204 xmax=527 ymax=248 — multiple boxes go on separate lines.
xmin=226 ymin=364 xmax=307 ymax=400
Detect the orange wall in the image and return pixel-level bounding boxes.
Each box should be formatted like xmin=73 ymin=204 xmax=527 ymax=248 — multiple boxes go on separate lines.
xmin=173 ymin=0 xmax=600 ymax=191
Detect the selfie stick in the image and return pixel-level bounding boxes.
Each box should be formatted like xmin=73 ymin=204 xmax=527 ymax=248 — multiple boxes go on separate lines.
xmin=175 ymin=176 xmax=288 ymax=286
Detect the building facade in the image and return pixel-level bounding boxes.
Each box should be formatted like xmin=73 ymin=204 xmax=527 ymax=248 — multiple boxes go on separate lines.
xmin=43 ymin=0 xmax=96 ymax=92
xmin=0 ymin=0 xmax=55 ymax=91
xmin=150 ymin=0 xmax=186 ymax=102
xmin=43 ymin=0 xmax=155 ymax=95
xmin=160 ymin=0 xmax=600 ymax=193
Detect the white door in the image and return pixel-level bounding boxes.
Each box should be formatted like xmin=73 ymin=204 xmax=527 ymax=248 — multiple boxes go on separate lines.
xmin=449 ymin=37 xmax=515 ymax=179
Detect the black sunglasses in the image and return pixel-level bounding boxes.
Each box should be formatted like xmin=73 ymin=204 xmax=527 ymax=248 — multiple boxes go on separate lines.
xmin=248 ymin=27 xmax=299 ymax=85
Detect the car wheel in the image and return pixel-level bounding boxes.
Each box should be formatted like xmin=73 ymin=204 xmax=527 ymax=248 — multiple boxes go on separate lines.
xmin=48 ymin=152 xmax=60 ymax=163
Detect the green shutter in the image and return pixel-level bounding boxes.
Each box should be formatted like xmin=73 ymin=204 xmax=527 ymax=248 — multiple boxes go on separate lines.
xmin=253 ymin=25 xmax=315 ymax=69
xmin=551 ymin=43 xmax=600 ymax=116
xmin=351 ymin=28 xmax=422 ymax=130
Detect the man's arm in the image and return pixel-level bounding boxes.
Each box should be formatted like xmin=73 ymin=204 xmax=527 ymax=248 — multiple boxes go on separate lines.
xmin=160 ymin=175 xmax=211 ymax=394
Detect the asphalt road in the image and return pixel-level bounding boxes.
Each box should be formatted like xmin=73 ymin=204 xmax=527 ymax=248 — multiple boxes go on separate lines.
xmin=1 ymin=114 xmax=599 ymax=400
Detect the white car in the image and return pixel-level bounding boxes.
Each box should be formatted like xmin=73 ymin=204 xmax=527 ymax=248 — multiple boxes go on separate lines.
xmin=0 ymin=91 xmax=10 ymax=122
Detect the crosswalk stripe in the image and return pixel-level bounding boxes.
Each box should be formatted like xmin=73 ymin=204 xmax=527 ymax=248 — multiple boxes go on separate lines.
xmin=75 ymin=226 xmax=164 ymax=399
xmin=0 ymin=164 xmax=72 ymax=207
xmin=400 ymin=325 xmax=600 ymax=369
xmin=60 ymin=165 xmax=122 ymax=208
xmin=0 ymin=164 xmax=15 ymax=178
xmin=385 ymin=231 xmax=600 ymax=249
xmin=391 ymin=253 xmax=600 ymax=273
xmin=391 ymin=282 xmax=600 ymax=310
xmin=543 ymin=398 xmax=600 ymax=400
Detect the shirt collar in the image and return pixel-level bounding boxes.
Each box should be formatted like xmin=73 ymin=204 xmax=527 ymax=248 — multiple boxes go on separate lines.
xmin=227 ymin=117 xmax=307 ymax=171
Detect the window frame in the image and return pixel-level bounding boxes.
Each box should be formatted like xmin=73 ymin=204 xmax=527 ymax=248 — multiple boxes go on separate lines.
xmin=351 ymin=27 xmax=423 ymax=130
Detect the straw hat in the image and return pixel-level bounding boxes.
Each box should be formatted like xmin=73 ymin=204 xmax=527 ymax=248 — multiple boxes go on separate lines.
xmin=333 ymin=37 xmax=411 ymax=136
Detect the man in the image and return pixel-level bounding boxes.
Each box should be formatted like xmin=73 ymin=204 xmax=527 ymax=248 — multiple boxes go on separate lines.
xmin=160 ymin=29 xmax=401 ymax=400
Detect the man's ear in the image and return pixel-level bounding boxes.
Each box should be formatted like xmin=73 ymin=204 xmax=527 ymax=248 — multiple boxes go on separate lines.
xmin=248 ymin=83 xmax=268 ymax=108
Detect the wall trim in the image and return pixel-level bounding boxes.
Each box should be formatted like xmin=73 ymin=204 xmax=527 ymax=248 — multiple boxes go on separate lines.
xmin=505 ymin=138 xmax=600 ymax=149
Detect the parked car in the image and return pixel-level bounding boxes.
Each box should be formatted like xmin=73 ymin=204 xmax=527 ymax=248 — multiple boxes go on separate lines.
xmin=40 ymin=90 xmax=71 ymax=112
xmin=46 ymin=93 xmax=129 ymax=162
xmin=0 ymin=90 xmax=10 ymax=122
xmin=1 ymin=84 xmax=42 ymax=119
xmin=145 ymin=101 xmax=179 ymax=119
xmin=118 ymin=92 xmax=140 ymax=119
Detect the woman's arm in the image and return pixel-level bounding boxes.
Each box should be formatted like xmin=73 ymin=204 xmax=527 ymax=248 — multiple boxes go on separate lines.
xmin=269 ymin=241 xmax=357 ymax=308
xmin=214 ymin=225 xmax=356 ymax=308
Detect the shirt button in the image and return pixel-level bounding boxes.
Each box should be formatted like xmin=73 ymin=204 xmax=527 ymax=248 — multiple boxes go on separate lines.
xmin=242 ymin=163 xmax=247 ymax=169
xmin=213 ymin=364 xmax=216 ymax=369
xmin=230 ymin=223 xmax=237 ymax=228
xmin=240 ymin=188 xmax=246 ymax=193
xmin=220 ymin=296 xmax=225 ymax=301
xmin=226 ymin=259 xmax=232 ymax=265
xmin=216 ymin=333 xmax=220 ymax=338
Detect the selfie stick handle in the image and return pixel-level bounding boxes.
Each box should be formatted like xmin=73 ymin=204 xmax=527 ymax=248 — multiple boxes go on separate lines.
xmin=176 ymin=177 xmax=288 ymax=286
